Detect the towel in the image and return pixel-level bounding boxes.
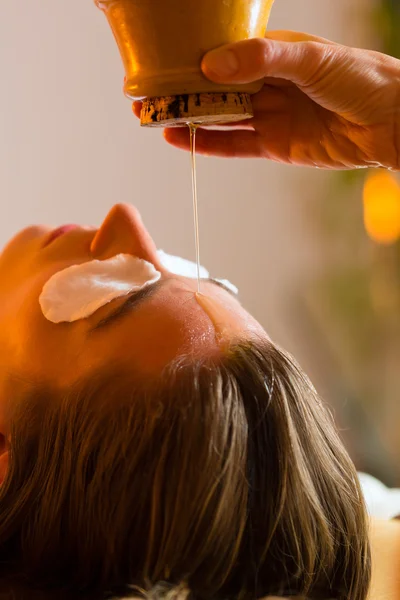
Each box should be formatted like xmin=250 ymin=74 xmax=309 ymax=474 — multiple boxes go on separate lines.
xmin=358 ymin=471 xmax=400 ymax=520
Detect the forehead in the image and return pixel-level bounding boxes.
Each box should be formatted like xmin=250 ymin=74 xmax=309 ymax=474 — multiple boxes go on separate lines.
xmin=84 ymin=278 xmax=231 ymax=374
xmin=86 ymin=276 xmax=266 ymax=376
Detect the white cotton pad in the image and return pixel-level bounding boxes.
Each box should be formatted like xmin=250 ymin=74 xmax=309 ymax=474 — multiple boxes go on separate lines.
xmin=39 ymin=254 xmax=161 ymax=324
xmin=214 ymin=278 xmax=239 ymax=295
xmin=158 ymin=250 xmax=209 ymax=279
xmin=158 ymin=250 xmax=239 ymax=295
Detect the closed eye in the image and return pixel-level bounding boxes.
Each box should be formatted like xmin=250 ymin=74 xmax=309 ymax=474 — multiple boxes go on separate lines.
xmin=89 ymin=278 xmax=166 ymax=332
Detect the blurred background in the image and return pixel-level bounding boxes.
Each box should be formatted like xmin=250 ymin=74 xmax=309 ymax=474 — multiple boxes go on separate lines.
xmin=0 ymin=1 xmax=399 ymax=484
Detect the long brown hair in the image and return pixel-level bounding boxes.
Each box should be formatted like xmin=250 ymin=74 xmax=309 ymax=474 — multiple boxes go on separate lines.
xmin=0 ymin=340 xmax=371 ymax=599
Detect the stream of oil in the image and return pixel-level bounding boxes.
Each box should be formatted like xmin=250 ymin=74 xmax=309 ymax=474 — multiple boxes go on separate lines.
xmin=189 ymin=123 xmax=201 ymax=293
xmin=188 ymin=122 xmax=224 ymax=340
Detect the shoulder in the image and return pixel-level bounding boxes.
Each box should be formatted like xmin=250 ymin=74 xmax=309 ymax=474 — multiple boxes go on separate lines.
xmin=368 ymin=517 xmax=400 ymax=600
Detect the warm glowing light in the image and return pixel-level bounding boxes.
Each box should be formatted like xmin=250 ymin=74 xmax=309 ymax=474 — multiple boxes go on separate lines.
xmin=363 ymin=171 xmax=400 ymax=245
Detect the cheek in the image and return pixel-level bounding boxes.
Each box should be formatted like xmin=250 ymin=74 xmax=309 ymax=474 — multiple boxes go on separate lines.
xmin=0 ymin=268 xmax=68 ymax=359
xmin=0 ymin=227 xmax=49 ymax=289
xmin=0 ymin=226 xmax=48 ymax=258
xmin=0 ymin=281 xmax=85 ymax=387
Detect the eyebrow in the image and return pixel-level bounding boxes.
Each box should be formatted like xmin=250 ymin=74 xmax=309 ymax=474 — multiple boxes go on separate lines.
xmin=207 ymin=278 xmax=238 ymax=297
xmin=89 ymin=278 xmax=166 ymax=332
xmin=90 ymin=277 xmax=238 ymax=333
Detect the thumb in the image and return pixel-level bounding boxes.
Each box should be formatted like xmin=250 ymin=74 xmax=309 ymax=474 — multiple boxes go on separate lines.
xmin=201 ymin=37 xmax=342 ymax=88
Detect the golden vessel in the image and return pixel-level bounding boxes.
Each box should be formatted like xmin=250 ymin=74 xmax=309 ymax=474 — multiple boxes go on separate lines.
xmin=95 ymin=0 xmax=274 ymax=126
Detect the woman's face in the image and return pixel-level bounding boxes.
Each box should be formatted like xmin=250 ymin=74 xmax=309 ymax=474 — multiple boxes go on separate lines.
xmin=0 ymin=204 xmax=266 ymax=391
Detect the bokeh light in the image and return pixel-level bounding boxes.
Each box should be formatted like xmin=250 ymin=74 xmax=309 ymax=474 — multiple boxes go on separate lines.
xmin=363 ymin=171 xmax=400 ymax=245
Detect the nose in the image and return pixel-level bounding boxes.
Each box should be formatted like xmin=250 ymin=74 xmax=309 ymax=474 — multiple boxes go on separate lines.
xmin=90 ymin=204 xmax=162 ymax=267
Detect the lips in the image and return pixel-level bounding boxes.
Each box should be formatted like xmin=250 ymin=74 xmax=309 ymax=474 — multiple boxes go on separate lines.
xmin=43 ymin=225 xmax=79 ymax=248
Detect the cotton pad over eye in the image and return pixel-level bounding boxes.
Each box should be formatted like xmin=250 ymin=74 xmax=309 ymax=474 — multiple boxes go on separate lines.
xmin=157 ymin=250 xmax=209 ymax=279
xmin=40 ymin=254 xmax=161 ymax=324
xmin=158 ymin=250 xmax=238 ymax=295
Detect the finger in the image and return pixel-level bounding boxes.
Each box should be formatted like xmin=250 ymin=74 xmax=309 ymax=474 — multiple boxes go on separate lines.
xmin=163 ymin=127 xmax=264 ymax=158
xmin=132 ymin=101 xmax=142 ymax=119
xmin=201 ymin=36 xmax=345 ymax=88
xmin=210 ymin=120 xmax=255 ymax=129
xmin=251 ymin=84 xmax=295 ymax=112
xmin=262 ymin=77 xmax=297 ymax=88
xmin=264 ymin=30 xmax=339 ymax=45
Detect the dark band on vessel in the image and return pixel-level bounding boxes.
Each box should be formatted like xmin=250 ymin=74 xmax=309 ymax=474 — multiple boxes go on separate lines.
xmin=140 ymin=93 xmax=254 ymax=127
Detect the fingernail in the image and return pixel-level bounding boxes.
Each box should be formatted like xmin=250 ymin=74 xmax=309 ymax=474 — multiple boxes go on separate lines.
xmin=202 ymin=48 xmax=239 ymax=78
